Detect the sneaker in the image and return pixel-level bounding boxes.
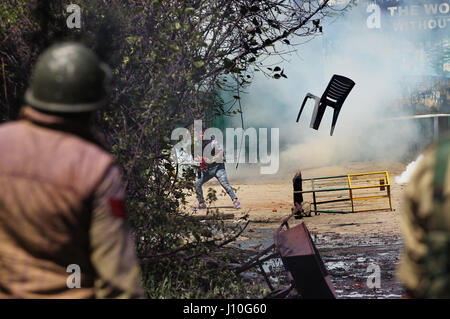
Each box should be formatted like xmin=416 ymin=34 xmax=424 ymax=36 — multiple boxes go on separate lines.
xmin=233 ymin=199 xmax=241 ymax=209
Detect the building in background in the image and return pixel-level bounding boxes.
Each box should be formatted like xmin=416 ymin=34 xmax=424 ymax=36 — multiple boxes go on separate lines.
xmin=324 ymin=0 xmax=449 ymax=141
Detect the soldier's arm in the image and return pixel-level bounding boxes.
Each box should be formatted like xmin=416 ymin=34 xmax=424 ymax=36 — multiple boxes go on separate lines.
xmin=89 ymin=164 xmax=146 ymax=299
xmin=397 ymin=147 xmax=436 ymax=298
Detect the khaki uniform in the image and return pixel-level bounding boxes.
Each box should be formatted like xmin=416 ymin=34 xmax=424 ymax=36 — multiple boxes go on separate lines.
xmin=0 ymin=106 xmax=145 ymax=298
xmin=397 ymin=139 xmax=450 ymax=298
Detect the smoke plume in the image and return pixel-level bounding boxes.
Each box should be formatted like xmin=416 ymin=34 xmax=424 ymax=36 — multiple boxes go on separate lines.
xmin=225 ymin=1 xmax=444 ymax=181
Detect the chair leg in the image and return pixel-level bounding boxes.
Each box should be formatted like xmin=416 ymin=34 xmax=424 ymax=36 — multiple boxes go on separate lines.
xmin=297 ymin=94 xmax=319 ymax=123
xmin=296 ymin=96 xmax=310 ymax=122
xmin=330 ymin=107 xmax=341 ymax=136
xmin=310 ymin=100 xmax=325 ymax=130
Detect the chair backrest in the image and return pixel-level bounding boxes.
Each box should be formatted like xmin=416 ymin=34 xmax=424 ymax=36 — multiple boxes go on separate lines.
xmin=320 ymin=74 xmax=355 ymax=106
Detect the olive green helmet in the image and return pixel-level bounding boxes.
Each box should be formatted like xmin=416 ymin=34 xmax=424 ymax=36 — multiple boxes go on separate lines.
xmin=25 ymin=42 xmax=112 ymax=113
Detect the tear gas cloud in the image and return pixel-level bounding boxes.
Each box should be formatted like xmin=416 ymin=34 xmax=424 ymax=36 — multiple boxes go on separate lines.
xmin=226 ymin=0 xmax=446 ymax=181
xmin=395 ymin=153 xmax=424 ymax=184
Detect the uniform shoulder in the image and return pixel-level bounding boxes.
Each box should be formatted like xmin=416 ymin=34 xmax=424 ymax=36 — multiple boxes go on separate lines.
xmin=0 ymin=120 xmax=27 ymax=133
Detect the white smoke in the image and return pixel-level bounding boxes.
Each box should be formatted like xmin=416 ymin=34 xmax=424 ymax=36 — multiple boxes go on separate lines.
xmin=395 ymin=153 xmax=424 ymax=184
xmin=221 ymin=1 xmax=446 ymax=182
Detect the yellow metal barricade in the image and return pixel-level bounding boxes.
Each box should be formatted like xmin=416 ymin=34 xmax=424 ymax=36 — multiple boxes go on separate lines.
xmin=295 ymin=171 xmax=392 ymax=214
xmin=347 ymin=171 xmax=392 ymax=213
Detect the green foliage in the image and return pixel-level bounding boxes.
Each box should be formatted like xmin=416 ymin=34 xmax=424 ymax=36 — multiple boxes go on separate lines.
xmin=0 ymin=1 xmax=27 ymax=26
xmin=0 ymin=0 xmax=335 ymax=298
xmin=141 ymin=248 xmax=270 ymax=298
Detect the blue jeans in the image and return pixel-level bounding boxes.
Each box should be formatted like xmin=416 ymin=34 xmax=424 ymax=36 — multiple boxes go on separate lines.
xmin=195 ymin=163 xmax=237 ymax=203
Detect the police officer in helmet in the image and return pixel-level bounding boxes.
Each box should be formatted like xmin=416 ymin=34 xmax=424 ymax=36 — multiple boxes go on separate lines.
xmin=0 ymin=42 xmax=145 ymax=298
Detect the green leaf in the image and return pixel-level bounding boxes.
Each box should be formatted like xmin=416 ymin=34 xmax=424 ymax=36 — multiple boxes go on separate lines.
xmin=193 ymin=61 xmax=205 ymax=68
xmin=223 ymin=58 xmax=234 ymax=68
xmin=231 ymin=67 xmax=241 ymax=73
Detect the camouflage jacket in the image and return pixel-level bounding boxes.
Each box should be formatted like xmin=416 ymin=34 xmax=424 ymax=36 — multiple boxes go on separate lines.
xmin=397 ymin=138 xmax=450 ymax=298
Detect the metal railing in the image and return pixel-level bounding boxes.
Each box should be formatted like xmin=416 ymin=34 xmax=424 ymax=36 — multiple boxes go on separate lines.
xmin=294 ymin=171 xmax=392 ymax=214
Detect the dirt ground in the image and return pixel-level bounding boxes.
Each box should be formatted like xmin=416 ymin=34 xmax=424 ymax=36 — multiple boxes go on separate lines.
xmin=188 ymin=160 xmax=409 ymax=298
xmin=189 ymin=160 xmax=408 ymax=236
